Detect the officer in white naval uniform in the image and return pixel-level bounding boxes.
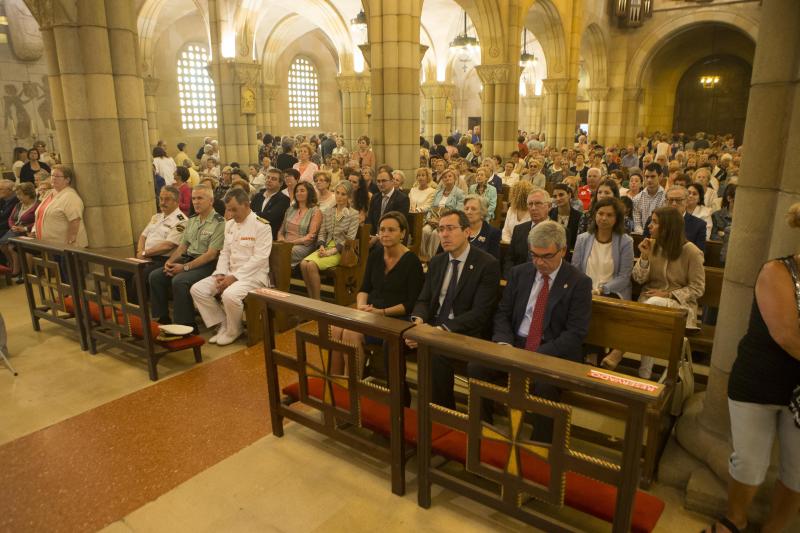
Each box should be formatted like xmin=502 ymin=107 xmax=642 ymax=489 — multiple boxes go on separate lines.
xmin=116 ymin=185 xmax=186 ymax=303
xmin=190 ymin=188 xmax=272 ymax=345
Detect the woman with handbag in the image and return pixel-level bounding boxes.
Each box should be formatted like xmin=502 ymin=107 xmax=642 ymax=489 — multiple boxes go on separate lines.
xmin=703 ymin=204 xmax=800 ymax=533
xmin=300 ymin=181 xmax=359 ymax=300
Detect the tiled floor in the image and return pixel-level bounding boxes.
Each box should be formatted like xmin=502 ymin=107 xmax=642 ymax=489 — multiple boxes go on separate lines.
xmin=1 ymin=282 xmax=715 ymax=532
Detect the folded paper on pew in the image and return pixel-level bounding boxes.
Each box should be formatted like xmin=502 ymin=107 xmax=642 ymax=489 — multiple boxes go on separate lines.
xmin=588 ymin=369 xmax=660 ymax=393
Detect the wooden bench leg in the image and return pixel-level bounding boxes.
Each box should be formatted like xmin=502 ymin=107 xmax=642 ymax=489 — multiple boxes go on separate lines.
xmin=193 ymin=345 xmax=203 ymax=363
xmin=147 ymin=355 xmax=159 ymax=381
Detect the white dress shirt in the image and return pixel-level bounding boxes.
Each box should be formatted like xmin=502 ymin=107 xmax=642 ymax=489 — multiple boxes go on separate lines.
xmin=516 ymin=261 xmax=563 ymax=338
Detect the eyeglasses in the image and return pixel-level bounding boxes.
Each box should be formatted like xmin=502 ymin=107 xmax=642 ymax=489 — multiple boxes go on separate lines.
xmin=527 ymin=201 xmax=548 ymax=208
xmin=666 ymin=197 xmax=686 ymax=204
xmin=376 ymin=178 xmax=390 ymax=184
xmin=530 ymin=250 xmax=561 ymax=260
xmin=437 ymin=225 xmax=463 ymax=234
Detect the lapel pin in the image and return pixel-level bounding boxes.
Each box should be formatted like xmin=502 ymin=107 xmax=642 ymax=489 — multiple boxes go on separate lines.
xmin=469 ymin=264 xmax=474 ymax=270
xmin=563 ymin=284 xmax=568 ymax=288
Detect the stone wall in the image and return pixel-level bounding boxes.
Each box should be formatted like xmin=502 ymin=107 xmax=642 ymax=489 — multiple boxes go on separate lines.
xmin=0 ymin=0 xmax=55 ymax=173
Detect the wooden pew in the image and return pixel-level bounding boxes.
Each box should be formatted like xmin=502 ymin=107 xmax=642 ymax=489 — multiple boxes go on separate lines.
xmin=249 ymin=290 xmax=414 ymax=496
xmin=704 ymin=240 xmax=724 ymax=267
xmin=687 ymin=266 xmax=724 ymax=357
xmin=12 ymin=237 xmax=87 ymax=351
xmin=407 ymin=324 xmax=667 ymax=533
xmin=407 ymin=212 xmax=424 ymax=256
xmin=72 ymin=249 xmax=204 ymax=381
xmin=567 ymin=297 xmax=687 ymax=487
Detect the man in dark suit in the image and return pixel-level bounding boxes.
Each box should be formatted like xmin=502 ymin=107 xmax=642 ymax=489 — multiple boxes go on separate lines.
xmin=503 ymin=188 xmax=552 ymax=279
xmin=469 ymin=220 xmax=592 ymax=442
xmin=367 ymin=165 xmax=410 ymax=246
xmin=643 ymin=186 xmax=706 ymax=252
xmin=407 ymin=209 xmax=501 ymax=409
xmin=250 ymin=168 xmax=290 ymax=240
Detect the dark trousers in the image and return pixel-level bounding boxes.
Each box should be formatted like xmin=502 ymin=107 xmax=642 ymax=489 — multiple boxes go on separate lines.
xmin=112 ymin=257 xmax=165 ymax=304
xmin=466 ymin=335 xmax=561 ymax=443
xmin=148 ymin=256 xmax=215 ymax=326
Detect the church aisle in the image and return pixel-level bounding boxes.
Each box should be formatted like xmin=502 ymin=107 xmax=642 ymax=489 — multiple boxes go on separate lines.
xmin=0 ymin=333 xmax=298 ymax=533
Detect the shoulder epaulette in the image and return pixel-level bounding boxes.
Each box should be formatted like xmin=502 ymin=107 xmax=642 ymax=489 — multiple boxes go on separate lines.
xmin=212 ymin=213 xmax=225 ymax=221
xmin=256 ymin=216 xmax=270 ymax=224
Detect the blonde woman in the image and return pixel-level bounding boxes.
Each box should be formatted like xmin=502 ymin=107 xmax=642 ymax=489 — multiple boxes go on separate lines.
xmin=409 ymin=167 xmax=436 ymax=213
xmin=501 ymin=180 xmax=535 ymax=242
xmin=300 ymin=181 xmax=359 ymax=300
xmin=420 ymin=169 xmax=465 ymax=258
xmin=313 ymin=170 xmax=336 ymax=210
xmin=293 ymin=142 xmax=319 ymax=184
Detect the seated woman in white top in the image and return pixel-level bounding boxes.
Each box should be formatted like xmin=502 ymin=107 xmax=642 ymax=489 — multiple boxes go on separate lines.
xmin=571 ymin=197 xmax=634 ymax=369
xmin=500 ymin=161 xmax=520 ymax=187
xmin=500 ymin=180 xmax=535 ymax=242
xmin=687 ymin=183 xmax=713 ymax=240
xmin=408 ymin=167 xmax=436 ymax=213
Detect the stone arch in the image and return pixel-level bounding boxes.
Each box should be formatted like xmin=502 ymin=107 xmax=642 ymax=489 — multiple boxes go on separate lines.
xmin=525 ymin=0 xmax=566 ymax=78
xmin=251 ymin=0 xmax=353 ymax=74
xmin=626 ymin=9 xmax=758 ymax=89
xmin=260 ymin=15 xmax=339 ymax=84
xmin=137 ymin=0 xmax=208 ymax=76
xmin=580 ymin=22 xmax=607 ymax=89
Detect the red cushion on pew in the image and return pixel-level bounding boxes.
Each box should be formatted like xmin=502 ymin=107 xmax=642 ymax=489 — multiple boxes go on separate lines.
xmin=430 ymin=430 xmax=665 ymax=533
xmin=64 ymin=296 xmax=103 ymax=321
xmin=0 ymin=265 xmax=11 ymax=275
xmin=359 ymin=396 xmax=451 ymax=444
xmin=116 ymin=313 xmax=162 ymax=340
xmin=282 ymin=378 xmax=351 ymax=409
xmin=158 ymin=335 xmax=205 ymax=350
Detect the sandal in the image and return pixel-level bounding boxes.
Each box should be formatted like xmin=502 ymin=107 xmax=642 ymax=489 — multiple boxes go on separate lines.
xmin=701 ymin=516 xmax=745 ymax=533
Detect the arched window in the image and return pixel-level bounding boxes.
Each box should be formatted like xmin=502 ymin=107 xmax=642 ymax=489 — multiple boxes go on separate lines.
xmin=288 ymin=57 xmax=320 ymax=128
xmin=177 ymin=44 xmax=217 ymax=131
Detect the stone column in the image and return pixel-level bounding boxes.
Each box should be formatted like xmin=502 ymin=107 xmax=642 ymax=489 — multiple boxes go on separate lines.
xmin=522 ymin=95 xmax=543 ymax=135
xmin=541 ymin=79 xmax=559 ymax=148
xmin=622 ymin=87 xmax=642 ymax=142
xmin=668 ymin=0 xmax=800 ymax=518
xmin=337 ymin=74 xmax=370 ymax=149
xmin=542 ymin=78 xmax=574 ymax=149
xmin=209 ymin=59 xmax=260 ymax=164
xmin=364 ymin=0 xmax=422 ymax=174
xmin=587 ymin=87 xmax=609 ymax=144
xmin=259 ymin=83 xmax=279 ymax=135
xmin=35 ymin=0 xmax=153 ymax=253
xmin=420 ymin=81 xmax=454 ymax=141
xmin=143 ymin=77 xmax=160 ymax=147
xmin=475 ymin=64 xmax=519 ymax=157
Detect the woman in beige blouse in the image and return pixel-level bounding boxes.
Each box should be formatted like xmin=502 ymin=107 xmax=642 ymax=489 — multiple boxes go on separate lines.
xmin=33 ymin=165 xmax=88 ymax=247
xmin=408 ymin=167 xmax=436 ymax=213
xmin=633 ymin=206 xmax=705 ymax=379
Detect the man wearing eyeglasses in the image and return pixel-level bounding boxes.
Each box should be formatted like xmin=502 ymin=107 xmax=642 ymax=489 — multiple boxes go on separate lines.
xmin=469 ymin=220 xmax=592 ymax=442
xmin=366 ymin=165 xmax=409 ymax=246
xmin=406 ymin=209 xmax=501 ymax=409
xmin=503 ymin=188 xmax=552 ymax=279
xmin=642 ymin=186 xmax=706 ymax=252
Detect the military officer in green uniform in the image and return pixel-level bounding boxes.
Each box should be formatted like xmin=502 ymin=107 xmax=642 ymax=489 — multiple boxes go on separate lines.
xmin=149 ymin=184 xmax=225 ymax=329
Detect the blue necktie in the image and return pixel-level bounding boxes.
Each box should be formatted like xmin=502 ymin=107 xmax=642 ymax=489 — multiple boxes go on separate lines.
xmin=436 ymin=259 xmax=461 ymax=326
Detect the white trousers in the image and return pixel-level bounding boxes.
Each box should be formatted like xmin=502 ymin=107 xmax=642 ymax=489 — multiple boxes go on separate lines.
xmin=190 ymin=276 xmax=265 ymax=334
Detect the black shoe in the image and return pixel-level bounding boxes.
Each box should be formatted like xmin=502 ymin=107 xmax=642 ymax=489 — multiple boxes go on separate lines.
xmin=156 ymin=316 xmax=172 ymax=325
xmin=14 ymin=276 xmax=24 ymax=284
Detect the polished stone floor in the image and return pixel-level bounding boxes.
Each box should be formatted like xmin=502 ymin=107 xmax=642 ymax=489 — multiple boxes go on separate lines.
xmin=0 ymin=282 xmax=712 ymax=532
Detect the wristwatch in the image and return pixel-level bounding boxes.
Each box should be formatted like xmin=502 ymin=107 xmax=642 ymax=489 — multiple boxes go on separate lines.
xmin=183 ymin=263 xmax=191 ymax=271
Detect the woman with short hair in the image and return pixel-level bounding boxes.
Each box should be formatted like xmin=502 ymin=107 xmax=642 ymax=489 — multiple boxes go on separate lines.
xmin=409 ymin=167 xmax=436 ymax=214
xmin=32 ymin=165 xmax=88 ymax=247
xmin=468 ymin=167 xmax=497 ymax=221
xmin=420 ymin=169 xmax=465 ymax=259
xmin=313 ymin=170 xmax=336 ymax=210
xmin=293 ymin=142 xmax=319 ymax=184
xmin=462 ymin=194 xmax=501 ymax=259
xmin=350 ymin=135 xmax=376 ymax=172
xmin=19 ymin=148 xmax=51 ymax=185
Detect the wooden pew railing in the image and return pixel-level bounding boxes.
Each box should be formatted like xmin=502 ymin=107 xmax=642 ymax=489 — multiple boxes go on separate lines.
xmin=688 ymin=266 xmax=724 ymax=356
xmin=72 ymin=249 xmax=204 ymax=380
xmin=407 ymin=324 xmax=666 ymax=533
xmin=12 ymin=237 xmax=87 ymax=351
xmin=249 ymin=290 xmax=414 ymax=496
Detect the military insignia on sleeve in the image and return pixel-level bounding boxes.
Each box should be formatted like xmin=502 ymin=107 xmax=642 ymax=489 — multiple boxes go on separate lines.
xmin=176 ymin=224 xmax=185 ymax=233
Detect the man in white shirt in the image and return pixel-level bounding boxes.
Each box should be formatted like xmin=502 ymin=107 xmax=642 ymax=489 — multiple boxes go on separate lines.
xmin=190 ymin=188 xmax=272 ymax=345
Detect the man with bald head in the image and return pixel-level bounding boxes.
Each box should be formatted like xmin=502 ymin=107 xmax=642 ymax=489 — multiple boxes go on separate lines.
xmin=577 ymin=167 xmax=601 ymax=211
